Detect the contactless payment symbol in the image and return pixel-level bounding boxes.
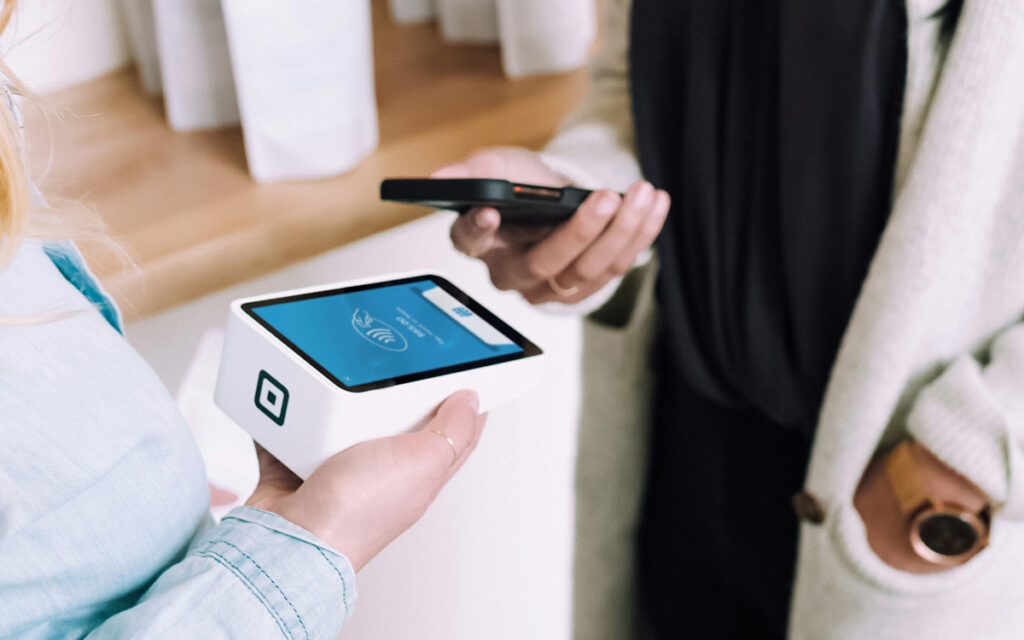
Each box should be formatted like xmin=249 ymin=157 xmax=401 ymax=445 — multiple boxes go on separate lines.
xmin=255 ymin=370 xmax=289 ymax=426
xmin=352 ymin=308 xmax=408 ymax=352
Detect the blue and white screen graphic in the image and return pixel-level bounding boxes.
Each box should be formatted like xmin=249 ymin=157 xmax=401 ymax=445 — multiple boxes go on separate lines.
xmin=250 ymin=280 xmax=523 ymax=387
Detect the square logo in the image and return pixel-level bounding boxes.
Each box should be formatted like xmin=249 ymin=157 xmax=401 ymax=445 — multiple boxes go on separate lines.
xmin=254 ymin=370 xmax=289 ymax=426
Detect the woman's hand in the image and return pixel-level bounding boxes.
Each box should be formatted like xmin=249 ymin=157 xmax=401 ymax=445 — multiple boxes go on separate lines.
xmin=245 ymin=390 xmax=486 ymax=572
xmin=434 ymin=147 xmax=670 ymax=305
xmin=854 ymin=442 xmax=989 ymax=574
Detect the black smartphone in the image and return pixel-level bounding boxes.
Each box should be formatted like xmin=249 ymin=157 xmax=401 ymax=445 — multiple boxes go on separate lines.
xmin=380 ymin=178 xmax=593 ymax=225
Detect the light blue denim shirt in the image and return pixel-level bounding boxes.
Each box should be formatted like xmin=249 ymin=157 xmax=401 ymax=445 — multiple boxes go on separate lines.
xmin=0 ymin=239 xmax=356 ymax=638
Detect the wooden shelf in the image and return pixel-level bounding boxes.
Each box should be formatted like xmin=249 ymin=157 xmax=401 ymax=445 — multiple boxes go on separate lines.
xmin=25 ymin=0 xmax=588 ymax=321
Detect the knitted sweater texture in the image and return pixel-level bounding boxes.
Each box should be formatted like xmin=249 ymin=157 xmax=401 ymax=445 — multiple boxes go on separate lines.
xmin=542 ymin=0 xmax=1024 ymax=637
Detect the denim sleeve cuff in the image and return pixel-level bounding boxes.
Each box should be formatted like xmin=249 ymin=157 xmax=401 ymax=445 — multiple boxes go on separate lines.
xmin=193 ymin=505 xmax=357 ymax=639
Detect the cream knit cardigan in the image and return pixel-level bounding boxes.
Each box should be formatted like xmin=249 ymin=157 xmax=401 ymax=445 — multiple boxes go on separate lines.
xmin=540 ymin=0 xmax=1024 ymax=637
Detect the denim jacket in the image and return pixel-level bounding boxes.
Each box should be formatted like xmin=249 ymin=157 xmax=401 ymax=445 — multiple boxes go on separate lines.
xmin=0 ymin=238 xmax=356 ymax=639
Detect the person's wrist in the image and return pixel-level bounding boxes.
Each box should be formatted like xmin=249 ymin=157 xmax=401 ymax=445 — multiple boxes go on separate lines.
xmin=907 ymin=441 xmax=989 ymax=514
xmin=855 ymin=439 xmax=990 ymax=573
xmin=245 ymin=487 xmax=323 ymax=539
xmin=246 ymin=492 xmax=346 ymax=557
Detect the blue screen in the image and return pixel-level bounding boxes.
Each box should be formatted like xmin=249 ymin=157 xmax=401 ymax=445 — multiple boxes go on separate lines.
xmin=249 ymin=280 xmax=524 ymax=387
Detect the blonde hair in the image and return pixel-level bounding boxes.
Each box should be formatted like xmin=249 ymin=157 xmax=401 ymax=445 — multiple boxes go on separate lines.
xmin=0 ymin=0 xmax=130 ymax=278
xmin=0 ymin=0 xmax=133 ymax=325
xmin=0 ymin=0 xmax=30 ymax=272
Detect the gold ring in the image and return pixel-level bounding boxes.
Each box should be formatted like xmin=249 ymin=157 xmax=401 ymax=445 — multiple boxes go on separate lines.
xmin=429 ymin=429 xmax=459 ymax=467
xmin=548 ymin=276 xmax=579 ymax=298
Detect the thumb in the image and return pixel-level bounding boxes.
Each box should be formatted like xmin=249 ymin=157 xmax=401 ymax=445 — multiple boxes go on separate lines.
xmin=253 ymin=442 xmax=302 ymax=494
xmin=450 ymin=207 xmax=501 ymax=259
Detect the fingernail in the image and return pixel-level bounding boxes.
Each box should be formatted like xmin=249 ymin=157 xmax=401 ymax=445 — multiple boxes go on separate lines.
xmin=595 ymin=195 xmax=618 ymax=217
xmin=633 ymin=182 xmax=654 ymax=207
xmin=466 ymin=391 xmax=480 ymax=411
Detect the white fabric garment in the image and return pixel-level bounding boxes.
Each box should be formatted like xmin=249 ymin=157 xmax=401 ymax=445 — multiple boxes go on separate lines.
xmin=387 ymin=0 xmax=436 ymax=23
xmin=140 ymin=0 xmax=588 ymax=177
xmin=495 ymin=0 xmax=596 ymax=78
xmin=436 ymin=0 xmax=500 ymax=43
xmin=151 ymin=0 xmax=239 ymax=131
xmin=219 ymin=0 xmax=378 ymax=183
xmin=118 ymin=0 xmax=162 ymax=95
xmin=392 ymin=0 xmax=596 ymax=77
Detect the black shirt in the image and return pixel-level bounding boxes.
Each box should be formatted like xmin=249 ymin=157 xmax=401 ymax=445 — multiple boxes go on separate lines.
xmin=627 ymin=1 xmax=912 ymax=636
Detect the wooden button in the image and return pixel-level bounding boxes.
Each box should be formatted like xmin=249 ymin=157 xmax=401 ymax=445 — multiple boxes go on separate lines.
xmin=792 ymin=491 xmax=826 ymax=524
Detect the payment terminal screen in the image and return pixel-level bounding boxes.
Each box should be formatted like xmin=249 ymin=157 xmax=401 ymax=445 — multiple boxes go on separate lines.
xmin=244 ymin=276 xmax=532 ymax=391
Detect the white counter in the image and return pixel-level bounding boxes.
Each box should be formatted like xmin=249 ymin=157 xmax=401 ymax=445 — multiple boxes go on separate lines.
xmin=127 ymin=212 xmax=583 ymax=640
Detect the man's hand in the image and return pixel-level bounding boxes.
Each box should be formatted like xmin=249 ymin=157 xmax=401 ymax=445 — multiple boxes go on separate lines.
xmin=246 ymin=390 xmax=486 ymax=572
xmin=435 ymin=147 xmax=670 ymax=305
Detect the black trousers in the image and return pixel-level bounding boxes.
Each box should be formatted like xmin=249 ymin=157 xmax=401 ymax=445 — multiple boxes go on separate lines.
xmin=636 ymin=378 xmax=812 ymax=639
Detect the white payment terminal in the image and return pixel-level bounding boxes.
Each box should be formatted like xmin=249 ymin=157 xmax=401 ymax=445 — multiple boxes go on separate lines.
xmin=214 ymin=272 xmax=545 ymax=478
